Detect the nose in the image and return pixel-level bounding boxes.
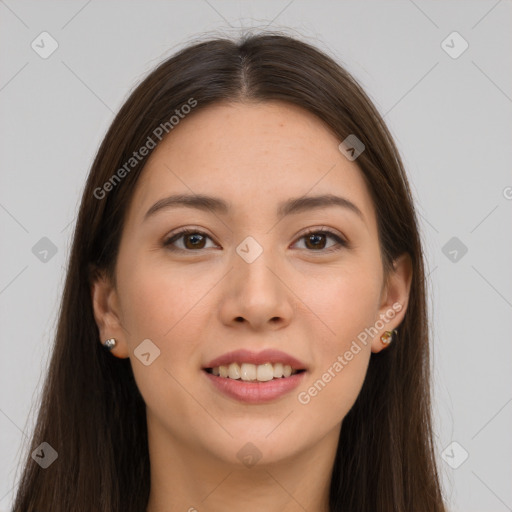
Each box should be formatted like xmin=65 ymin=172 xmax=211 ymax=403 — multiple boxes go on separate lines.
xmin=218 ymin=244 xmax=294 ymax=331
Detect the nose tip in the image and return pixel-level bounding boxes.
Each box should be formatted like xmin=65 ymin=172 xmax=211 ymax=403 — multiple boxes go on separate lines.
xmin=224 ymin=273 xmax=293 ymax=331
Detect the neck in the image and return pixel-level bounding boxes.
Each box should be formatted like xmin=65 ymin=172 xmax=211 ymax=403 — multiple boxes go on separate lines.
xmin=145 ymin=415 xmax=340 ymax=512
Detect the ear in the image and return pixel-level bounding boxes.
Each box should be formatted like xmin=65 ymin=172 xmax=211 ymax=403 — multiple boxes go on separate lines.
xmin=371 ymin=252 xmax=413 ymax=354
xmin=90 ymin=269 xmax=130 ymax=359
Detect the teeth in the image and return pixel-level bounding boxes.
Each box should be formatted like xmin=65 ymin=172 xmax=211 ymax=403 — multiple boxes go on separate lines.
xmin=273 ymin=363 xmax=284 ymax=378
xmin=256 ymin=363 xmax=274 ymax=382
xmin=240 ymin=363 xmax=256 ymax=381
xmin=228 ymin=362 xmax=241 ymax=379
xmin=210 ymin=362 xmax=299 ymax=381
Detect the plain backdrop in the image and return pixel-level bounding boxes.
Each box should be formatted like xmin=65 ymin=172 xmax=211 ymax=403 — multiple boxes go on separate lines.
xmin=1 ymin=1 xmax=511 ymax=511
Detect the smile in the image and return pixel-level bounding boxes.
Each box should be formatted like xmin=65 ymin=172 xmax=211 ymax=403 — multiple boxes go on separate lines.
xmin=205 ymin=362 xmax=304 ymax=382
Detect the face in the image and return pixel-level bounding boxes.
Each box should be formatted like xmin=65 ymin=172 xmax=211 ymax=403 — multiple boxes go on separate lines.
xmin=92 ymin=100 xmax=411 ymax=468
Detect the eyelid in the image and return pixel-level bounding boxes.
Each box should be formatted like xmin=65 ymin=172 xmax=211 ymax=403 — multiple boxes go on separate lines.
xmin=295 ymin=226 xmax=347 ymax=244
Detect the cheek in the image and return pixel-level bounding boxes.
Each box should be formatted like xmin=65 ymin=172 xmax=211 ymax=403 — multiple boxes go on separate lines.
xmin=115 ymin=257 xmax=208 ymax=415
xmin=117 ymin=252 xmax=202 ymax=341
xmin=296 ymin=261 xmax=382 ymax=415
xmin=115 ymin=253 xmax=220 ymax=383
xmin=307 ymin=255 xmax=383 ymax=350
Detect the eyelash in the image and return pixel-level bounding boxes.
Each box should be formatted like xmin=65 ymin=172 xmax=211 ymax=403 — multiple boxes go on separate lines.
xmin=162 ymin=227 xmax=348 ymax=254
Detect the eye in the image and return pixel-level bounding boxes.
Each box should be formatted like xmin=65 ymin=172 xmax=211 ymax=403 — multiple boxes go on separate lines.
xmin=292 ymin=228 xmax=348 ymax=253
xmin=163 ymin=228 xmax=218 ymax=252
xmin=163 ymin=227 xmax=348 ymax=253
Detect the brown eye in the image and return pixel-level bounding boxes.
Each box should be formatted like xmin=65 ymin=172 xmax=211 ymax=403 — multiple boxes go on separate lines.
xmin=163 ymin=228 xmax=348 ymax=254
xmin=163 ymin=229 xmax=216 ymax=251
xmin=182 ymin=232 xmax=207 ymax=249
xmin=294 ymin=229 xmax=348 ymax=252
xmin=304 ymin=232 xmax=329 ymax=250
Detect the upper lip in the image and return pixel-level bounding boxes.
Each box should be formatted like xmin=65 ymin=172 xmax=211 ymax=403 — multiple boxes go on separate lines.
xmin=204 ymin=349 xmax=307 ymax=371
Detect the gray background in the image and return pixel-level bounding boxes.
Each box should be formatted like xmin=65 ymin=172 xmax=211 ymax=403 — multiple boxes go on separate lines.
xmin=1 ymin=1 xmax=511 ymax=511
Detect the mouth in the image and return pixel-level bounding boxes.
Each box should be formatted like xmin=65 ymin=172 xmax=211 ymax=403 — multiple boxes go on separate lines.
xmin=202 ymin=348 xmax=308 ymax=384
xmin=204 ymin=362 xmax=306 ymax=382
xmin=202 ymin=349 xmax=308 ymax=403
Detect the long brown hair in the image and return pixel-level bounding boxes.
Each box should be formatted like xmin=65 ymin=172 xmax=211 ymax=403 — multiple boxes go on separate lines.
xmin=12 ymin=32 xmax=446 ymax=511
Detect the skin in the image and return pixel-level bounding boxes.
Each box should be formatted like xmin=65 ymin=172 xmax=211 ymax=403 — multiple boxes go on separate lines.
xmin=91 ymin=100 xmax=412 ymax=512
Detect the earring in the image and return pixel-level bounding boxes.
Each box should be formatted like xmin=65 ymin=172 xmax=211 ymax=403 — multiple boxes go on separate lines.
xmin=103 ymin=338 xmax=117 ymax=351
xmin=380 ymin=329 xmax=398 ymax=345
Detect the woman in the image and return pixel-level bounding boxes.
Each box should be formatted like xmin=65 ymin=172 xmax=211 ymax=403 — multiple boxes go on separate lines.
xmin=12 ymin=32 xmax=446 ymax=511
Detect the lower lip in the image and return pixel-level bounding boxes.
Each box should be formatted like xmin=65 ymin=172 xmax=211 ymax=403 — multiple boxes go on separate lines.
xmin=203 ymin=370 xmax=307 ymax=404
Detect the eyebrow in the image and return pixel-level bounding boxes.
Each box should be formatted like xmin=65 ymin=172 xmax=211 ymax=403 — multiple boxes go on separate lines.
xmin=143 ymin=193 xmax=365 ymax=222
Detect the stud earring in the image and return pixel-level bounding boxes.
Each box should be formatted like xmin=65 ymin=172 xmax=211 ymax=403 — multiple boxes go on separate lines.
xmin=380 ymin=329 xmax=398 ymax=345
xmin=103 ymin=338 xmax=117 ymax=351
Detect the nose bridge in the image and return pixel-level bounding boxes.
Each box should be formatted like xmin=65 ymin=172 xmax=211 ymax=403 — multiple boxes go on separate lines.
xmin=234 ymin=233 xmax=281 ymax=296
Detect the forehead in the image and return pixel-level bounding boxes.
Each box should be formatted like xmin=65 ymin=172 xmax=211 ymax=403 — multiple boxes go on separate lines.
xmin=127 ymin=100 xmax=377 ymax=230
